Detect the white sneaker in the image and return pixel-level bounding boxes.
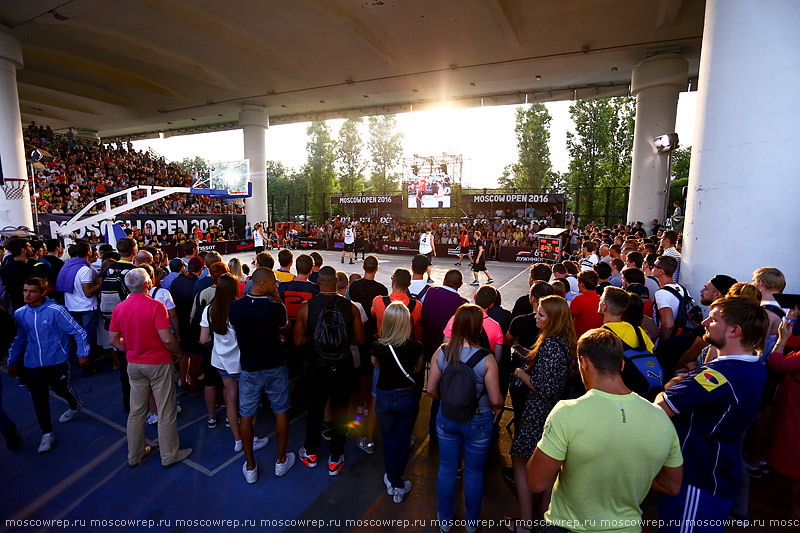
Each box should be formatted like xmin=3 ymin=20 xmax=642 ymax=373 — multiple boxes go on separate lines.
xmin=234 ymin=440 xmax=243 ymax=452
xmin=383 ymin=473 xmax=394 ymax=495
xmin=242 ymin=461 xmax=258 ymax=484
xmin=58 ymin=408 xmax=80 ymax=423
xmin=38 ymin=433 xmax=54 ymax=454
xmin=147 ymin=413 xmax=158 ymax=425
xmin=176 ymin=404 xmax=182 ymax=414
xmin=275 ymin=452 xmax=296 ymax=477
xmin=392 ymin=480 xmax=412 ymax=503
xmin=253 ymin=436 xmax=269 ymax=451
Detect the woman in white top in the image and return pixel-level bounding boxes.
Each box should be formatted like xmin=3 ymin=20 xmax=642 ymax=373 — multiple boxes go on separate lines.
xmin=252 ymin=222 xmax=266 ymax=258
xmin=200 ymin=273 xmax=267 ymax=453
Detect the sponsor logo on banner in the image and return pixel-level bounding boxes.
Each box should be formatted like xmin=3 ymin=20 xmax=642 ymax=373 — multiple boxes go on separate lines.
xmin=235 ymin=241 xmax=254 ymax=251
xmin=514 ymin=250 xmax=547 ymax=263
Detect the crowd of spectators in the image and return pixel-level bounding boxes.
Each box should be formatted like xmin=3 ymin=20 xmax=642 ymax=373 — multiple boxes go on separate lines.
xmin=23 ymin=122 xmax=245 ymax=217
xmin=1 ymin=212 xmax=799 ymax=531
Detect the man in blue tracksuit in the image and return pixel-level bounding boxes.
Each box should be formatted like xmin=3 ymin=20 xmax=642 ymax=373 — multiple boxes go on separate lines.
xmin=7 ymin=277 xmax=89 ymax=454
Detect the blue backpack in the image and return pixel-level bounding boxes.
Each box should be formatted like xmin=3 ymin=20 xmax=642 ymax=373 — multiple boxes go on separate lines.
xmin=604 ymin=324 xmax=664 ymax=401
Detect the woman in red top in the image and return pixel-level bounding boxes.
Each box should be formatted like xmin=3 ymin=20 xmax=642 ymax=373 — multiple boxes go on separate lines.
xmin=766 ymin=310 xmax=800 ymax=519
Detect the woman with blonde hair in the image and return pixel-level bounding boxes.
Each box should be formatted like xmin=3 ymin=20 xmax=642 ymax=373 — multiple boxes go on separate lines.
xmin=228 ymin=257 xmax=246 ymax=297
xmin=505 ymin=295 xmax=577 ymax=531
xmin=371 ymin=301 xmax=424 ymax=503
xmin=428 ymin=304 xmax=504 ymax=533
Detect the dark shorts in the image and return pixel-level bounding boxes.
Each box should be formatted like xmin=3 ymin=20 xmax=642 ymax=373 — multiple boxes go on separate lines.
xmin=254 ymin=245 xmax=265 ymax=254
xmin=423 ymin=252 xmax=433 ymax=263
xmin=344 ymin=242 xmax=354 ymax=252
xmin=203 ymin=357 xmax=223 ymax=388
xmin=472 ymin=260 xmax=487 ymax=272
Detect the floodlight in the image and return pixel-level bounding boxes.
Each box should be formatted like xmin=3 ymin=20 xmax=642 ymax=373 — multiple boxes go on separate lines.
xmin=654 ymin=133 xmax=679 ymax=154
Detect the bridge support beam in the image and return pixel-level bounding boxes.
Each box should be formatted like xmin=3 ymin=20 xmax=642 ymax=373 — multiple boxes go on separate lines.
xmin=240 ymin=104 xmax=269 ymax=227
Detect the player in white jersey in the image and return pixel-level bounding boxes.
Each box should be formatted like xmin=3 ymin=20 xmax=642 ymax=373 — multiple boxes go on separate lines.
xmin=419 ymin=228 xmax=436 ymax=283
xmin=342 ymin=222 xmax=356 ymax=264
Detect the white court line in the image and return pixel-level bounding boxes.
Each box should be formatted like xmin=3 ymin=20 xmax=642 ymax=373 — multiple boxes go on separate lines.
xmin=497 ymin=265 xmax=532 ymax=291
xmin=50 ymin=462 xmax=127 ymax=525
xmin=11 ymin=437 xmax=128 ymax=522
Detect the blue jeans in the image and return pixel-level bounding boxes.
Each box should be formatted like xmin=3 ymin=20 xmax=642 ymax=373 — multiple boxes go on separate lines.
xmin=375 ymin=387 xmax=419 ymax=488
xmin=0 ymin=374 xmax=15 ymax=435
xmin=436 ymin=410 xmax=493 ymax=528
xmin=70 ymin=309 xmax=98 ymax=361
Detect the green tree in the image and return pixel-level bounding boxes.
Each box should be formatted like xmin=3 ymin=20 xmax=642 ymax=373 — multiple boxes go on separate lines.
xmin=175 ymin=155 xmax=209 ymax=183
xmin=336 ymin=118 xmax=366 ymax=194
xmin=566 ymin=97 xmax=635 ymax=225
xmin=511 ymin=104 xmax=553 ymax=190
xmin=367 ymin=115 xmax=403 ymax=194
xmin=305 ymin=121 xmax=337 ymax=220
xmin=671 ymin=146 xmax=691 ymax=182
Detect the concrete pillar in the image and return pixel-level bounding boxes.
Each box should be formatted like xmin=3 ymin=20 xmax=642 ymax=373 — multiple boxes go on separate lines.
xmin=681 ymin=0 xmax=800 ymax=295
xmin=239 ymin=104 xmax=268 ymax=226
xmin=626 ymin=54 xmax=688 ymax=227
xmin=0 ymin=31 xmax=33 ymax=231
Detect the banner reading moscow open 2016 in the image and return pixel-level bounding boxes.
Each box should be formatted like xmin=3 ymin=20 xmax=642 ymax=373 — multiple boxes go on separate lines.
xmin=462 ymin=193 xmax=565 ymax=204
xmin=330 ymin=195 xmax=403 ymax=205
xmin=39 ymin=213 xmax=246 ymax=240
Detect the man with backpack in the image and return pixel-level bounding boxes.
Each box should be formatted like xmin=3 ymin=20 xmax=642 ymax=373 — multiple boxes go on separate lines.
xmin=294 ymin=266 xmax=365 ymax=476
xmin=651 ymin=256 xmax=704 ymax=375
xmin=598 ymin=287 xmax=662 ymax=400
xmin=408 ymin=254 xmax=433 ymax=302
xmin=99 ymin=237 xmax=138 ymax=410
xmin=371 ymin=268 xmax=423 ymax=342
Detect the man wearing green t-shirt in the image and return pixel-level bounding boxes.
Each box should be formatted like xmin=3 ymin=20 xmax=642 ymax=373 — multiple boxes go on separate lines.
xmin=525 ymin=328 xmax=683 ymax=533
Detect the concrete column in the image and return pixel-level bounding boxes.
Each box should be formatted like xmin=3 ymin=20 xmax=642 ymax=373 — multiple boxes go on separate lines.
xmin=0 ymin=31 xmax=33 ymax=231
xmin=239 ymin=104 xmax=268 ymax=226
xmin=626 ymin=54 xmax=688 ymax=227
xmin=681 ymin=0 xmax=800 ymax=295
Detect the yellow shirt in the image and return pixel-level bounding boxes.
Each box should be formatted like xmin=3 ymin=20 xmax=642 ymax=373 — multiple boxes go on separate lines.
xmin=274 ymin=269 xmax=295 ymax=283
xmin=603 ymin=321 xmax=654 ymax=352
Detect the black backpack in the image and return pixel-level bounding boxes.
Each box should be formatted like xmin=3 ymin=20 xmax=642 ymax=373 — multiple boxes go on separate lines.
xmin=604 ymin=324 xmax=664 ymax=400
xmin=382 ymin=296 xmax=418 ymax=337
xmin=407 ymin=284 xmax=430 ymax=301
xmin=439 ymin=347 xmax=492 ymax=423
xmin=657 ymin=285 xmax=704 ymax=335
xmin=99 ymin=262 xmax=134 ymax=327
xmin=314 ymin=296 xmax=350 ymax=363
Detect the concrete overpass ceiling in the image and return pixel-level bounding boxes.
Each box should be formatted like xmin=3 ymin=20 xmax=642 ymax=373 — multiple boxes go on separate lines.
xmin=1 ymin=0 xmax=705 ymax=139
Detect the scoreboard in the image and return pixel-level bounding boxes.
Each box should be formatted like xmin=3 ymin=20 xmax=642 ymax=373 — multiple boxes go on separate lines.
xmin=536 ymin=236 xmax=563 ymax=261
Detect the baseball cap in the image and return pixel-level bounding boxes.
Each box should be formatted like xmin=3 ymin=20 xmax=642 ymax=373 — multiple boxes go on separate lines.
xmin=710 ymin=274 xmax=737 ymax=295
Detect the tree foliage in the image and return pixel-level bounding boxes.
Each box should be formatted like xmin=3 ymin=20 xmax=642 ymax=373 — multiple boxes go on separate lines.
xmin=511 ymin=104 xmax=553 ymax=190
xmin=175 ymin=155 xmax=210 ymax=183
xmin=304 ymin=121 xmax=337 ymax=219
xmin=336 ymin=118 xmax=366 ymax=194
xmin=565 ymin=97 xmax=635 ymax=223
xmin=367 ymin=115 xmax=403 ymax=194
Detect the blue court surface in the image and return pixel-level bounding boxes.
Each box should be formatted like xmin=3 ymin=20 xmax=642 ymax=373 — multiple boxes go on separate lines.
xmin=0 ymin=253 xmax=786 ymax=532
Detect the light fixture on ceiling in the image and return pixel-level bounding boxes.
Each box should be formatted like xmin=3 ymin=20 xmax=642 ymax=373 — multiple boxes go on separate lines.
xmin=49 ymin=10 xmax=69 ymax=21
xmin=535 ymin=75 xmax=542 ymax=81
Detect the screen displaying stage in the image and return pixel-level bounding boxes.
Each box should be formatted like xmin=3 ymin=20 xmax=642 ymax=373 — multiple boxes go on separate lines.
xmin=404 ymin=153 xmax=461 ymax=209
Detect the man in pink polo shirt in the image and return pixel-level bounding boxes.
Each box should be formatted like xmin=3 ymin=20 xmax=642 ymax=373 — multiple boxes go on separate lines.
xmin=442 ymin=285 xmax=504 ymax=362
xmin=109 ymin=268 xmax=192 ymax=468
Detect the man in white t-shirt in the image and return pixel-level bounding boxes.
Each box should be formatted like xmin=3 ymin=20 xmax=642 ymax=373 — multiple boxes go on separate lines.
xmin=418 ymin=229 xmax=435 ymax=284
xmin=660 ymin=230 xmax=681 ymax=283
xmin=579 ymin=242 xmax=599 ymax=271
xmin=342 ymin=223 xmax=355 ymax=265
xmin=62 ymin=241 xmax=101 ymax=375
xmin=652 ymin=255 xmax=685 ymax=345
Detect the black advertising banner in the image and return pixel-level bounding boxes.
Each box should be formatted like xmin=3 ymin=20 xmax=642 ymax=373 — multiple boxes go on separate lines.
xmin=497 ymin=246 xmax=550 ymax=263
xmin=39 ymin=213 xmax=246 ymax=240
xmin=330 ymin=195 xmax=402 ymax=205
xmin=462 ymin=193 xmax=565 ymax=204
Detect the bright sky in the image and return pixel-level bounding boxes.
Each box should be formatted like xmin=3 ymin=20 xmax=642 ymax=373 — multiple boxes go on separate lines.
xmin=134 ymin=92 xmax=698 ymax=189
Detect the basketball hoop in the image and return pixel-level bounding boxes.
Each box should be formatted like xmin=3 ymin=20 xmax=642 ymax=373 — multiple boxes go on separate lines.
xmin=1 ymin=179 xmax=28 ymax=201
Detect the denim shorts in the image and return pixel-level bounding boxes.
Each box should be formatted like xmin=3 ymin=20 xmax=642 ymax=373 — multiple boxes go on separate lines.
xmin=371 ymin=367 xmax=380 ymax=397
xmin=239 ymin=365 xmax=291 ymax=417
xmin=215 ymin=367 xmax=240 ymax=381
